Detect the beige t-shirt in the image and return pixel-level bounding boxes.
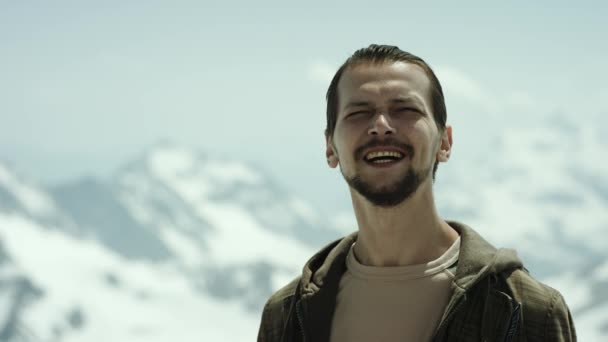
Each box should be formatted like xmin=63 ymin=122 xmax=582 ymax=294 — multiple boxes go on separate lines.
xmin=329 ymin=237 xmax=460 ymax=342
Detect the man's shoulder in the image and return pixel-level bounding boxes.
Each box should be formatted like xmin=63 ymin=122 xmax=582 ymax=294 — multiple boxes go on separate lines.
xmin=257 ymin=277 xmax=301 ymax=342
xmin=265 ymin=276 xmax=300 ymax=309
xmin=503 ymin=268 xmax=576 ymax=340
xmin=263 ymin=231 xmax=356 ymax=310
xmin=505 ymin=267 xmax=564 ymax=309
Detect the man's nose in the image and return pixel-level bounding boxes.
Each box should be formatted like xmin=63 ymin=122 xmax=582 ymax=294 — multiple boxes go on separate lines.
xmin=368 ymin=113 xmax=395 ymax=135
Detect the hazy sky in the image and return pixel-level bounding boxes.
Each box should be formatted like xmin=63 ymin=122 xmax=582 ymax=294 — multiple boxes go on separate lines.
xmin=1 ymin=1 xmax=607 ymax=212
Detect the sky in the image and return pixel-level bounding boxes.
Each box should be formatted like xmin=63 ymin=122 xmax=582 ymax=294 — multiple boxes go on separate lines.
xmin=1 ymin=0 xmax=607 ymax=212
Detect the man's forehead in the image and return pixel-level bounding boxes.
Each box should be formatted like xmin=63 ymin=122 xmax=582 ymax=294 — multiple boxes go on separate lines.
xmin=337 ymin=61 xmax=431 ymax=103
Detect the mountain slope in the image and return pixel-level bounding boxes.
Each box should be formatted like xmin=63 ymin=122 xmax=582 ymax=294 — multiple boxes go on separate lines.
xmin=0 ymin=146 xmax=344 ymax=341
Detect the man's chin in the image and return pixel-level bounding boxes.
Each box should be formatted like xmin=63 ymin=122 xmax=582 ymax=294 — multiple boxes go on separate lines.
xmin=347 ymin=179 xmax=414 ymax=207
xmin=362 ymin=184 xmax=402 ymax=196
xmin=344 ymin=167 xmax=431 ymax=207
xmin=357 ymin=189 xmax=412 ymax=207
xmin=352 ymin=176 xmax=408 ymax=193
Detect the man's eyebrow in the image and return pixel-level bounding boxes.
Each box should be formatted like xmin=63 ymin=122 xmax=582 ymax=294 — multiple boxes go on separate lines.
xmin=390 ymin=97 xmax=421 ymax=105
xmin=344 ymin=101 xmax=371 ymax=109
xmin=343 ymin=97 xmax=423 ymax=110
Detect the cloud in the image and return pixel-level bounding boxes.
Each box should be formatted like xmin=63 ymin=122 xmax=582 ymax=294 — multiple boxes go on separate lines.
xmin=307 ymin=61 xmax=336 ymax=84
xmin=433 ymin=66 xmax=554 ymax=118
xmin=433 ymin=65 xmax=497 ymax=112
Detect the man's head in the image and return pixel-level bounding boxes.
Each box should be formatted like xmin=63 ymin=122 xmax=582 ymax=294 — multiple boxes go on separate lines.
xmin=325 ymin=44 xmax=452 ymax=207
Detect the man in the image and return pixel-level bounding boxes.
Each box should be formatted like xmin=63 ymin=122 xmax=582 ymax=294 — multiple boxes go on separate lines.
xmin=257 ymin=44 xmax=576 ymax=341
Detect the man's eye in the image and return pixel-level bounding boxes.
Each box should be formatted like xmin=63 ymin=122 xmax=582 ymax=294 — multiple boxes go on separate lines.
xmin=395 ymin=107 xmax=417 ymax=113
xmin=348 ymin=111 xmax=369 ymax=117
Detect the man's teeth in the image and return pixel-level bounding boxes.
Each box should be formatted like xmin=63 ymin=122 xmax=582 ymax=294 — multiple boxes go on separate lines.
xmin=365 ymin=151 xmax=403 ymax=160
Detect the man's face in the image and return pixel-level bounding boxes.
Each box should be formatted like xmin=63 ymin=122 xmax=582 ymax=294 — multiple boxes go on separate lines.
xmin=326 ymin=61 xmax=452 ymax=207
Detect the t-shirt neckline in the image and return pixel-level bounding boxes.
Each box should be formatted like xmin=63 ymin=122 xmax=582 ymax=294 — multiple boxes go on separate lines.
xmin=346 ymin=237 xmax=460 ymax=281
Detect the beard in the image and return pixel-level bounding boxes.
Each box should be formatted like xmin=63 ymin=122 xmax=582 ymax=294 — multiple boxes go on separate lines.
xmin=343 ymin=164 xmax=431 ymax=207
xmin=341 ymin=137 xmax=431 ymax=207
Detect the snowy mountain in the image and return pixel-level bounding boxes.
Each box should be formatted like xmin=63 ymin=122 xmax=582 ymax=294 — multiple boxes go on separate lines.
xmin=0 ymin=146 xmax=342 ymax=342
xmin=545 ymin=259 xmax=608 ymax=341
xmin=0 ymin=109 xmax=607 ymax=341
xmin=436 ymin=109 xmax=608 ymax=340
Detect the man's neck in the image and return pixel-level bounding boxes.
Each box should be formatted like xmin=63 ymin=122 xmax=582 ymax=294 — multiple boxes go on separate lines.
xmin=350 ymin=183 xmax=459 ymax=267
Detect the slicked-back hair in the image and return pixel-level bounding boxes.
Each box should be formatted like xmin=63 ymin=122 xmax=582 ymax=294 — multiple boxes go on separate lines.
xmin=325 ymin=44 xmax=447 ymax=179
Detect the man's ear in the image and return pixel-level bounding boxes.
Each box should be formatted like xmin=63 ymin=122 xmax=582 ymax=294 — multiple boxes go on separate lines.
xmin=325 ymin=134 xmax=339 ymax=168
xmin=436 ymin=125 xmax=453 ymax=162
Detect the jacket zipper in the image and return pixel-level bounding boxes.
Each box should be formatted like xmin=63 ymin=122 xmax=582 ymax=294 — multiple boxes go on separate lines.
xmin=503 ymin=303 xmax=521 ymax=342
xmin=295 ymin=300 xmax=307 ymax=342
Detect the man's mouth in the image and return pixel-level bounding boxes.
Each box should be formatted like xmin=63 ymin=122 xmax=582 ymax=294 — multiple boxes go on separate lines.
xmin=364 ymin=150 xmax=405 ymax=164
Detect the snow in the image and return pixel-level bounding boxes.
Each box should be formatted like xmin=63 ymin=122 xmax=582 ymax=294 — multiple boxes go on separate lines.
xmin=200 ymin=201 xmax=312 ymax=268
xmin=0 ymin=151 xmax=319 ymax=341
xmin=0 ymin=212 xmax=261 ymax=342
xmin=288 ymin=197 xmax=319 ymax=223
xmin=137 ymin=146 xmax=315 ymax=267
xmin=203 ymin=160 xmax=262 ymax=186
xmin=0 ymin=164 xmax=58 ymax=217
xmin=160 ymin=228 xmax=204 ymax=267
xmin=148 ymin=146 xmax=196 ymax=178
xmin=146 ymin=146 xmax=214 ymax=202
xmin=329 ymin=211 xmax=357 ymax=235
xmin=575 ymin=304 xmax=608 ymax=342
xmin=0 ymin=285 xmax=13 ymax=326
xmin=436 ymin=114 xmax=608 ymax=259
xmin=147 ymin=146 xmax=262 ymax=198
xmin=269 ymin=268 xmax=299 ymax=293
xmin=594 ymin=260 xmax=608 ymax=281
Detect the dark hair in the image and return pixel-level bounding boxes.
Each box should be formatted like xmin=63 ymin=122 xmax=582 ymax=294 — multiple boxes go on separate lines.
xmin=325 ymin=44 xmax=447 ymax=179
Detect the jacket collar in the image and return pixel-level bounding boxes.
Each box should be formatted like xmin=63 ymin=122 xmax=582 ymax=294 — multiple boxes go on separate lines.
xmin=300 ymin=221 xmax=523 ymax=294
xmin=295 ymin=221 xmax=524 ymax=341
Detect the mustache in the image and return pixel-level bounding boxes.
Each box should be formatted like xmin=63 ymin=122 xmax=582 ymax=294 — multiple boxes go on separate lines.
xmin=354 ymin=138 xmax=414 ymax=160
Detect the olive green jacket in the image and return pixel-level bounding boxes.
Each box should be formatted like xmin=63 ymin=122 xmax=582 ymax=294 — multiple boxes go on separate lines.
xmin=257 ymin=221 xmax=576 ymax=341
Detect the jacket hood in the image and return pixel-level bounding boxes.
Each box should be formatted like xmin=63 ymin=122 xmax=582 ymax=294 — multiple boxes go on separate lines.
xmin=299 ymin=221 xmax=524 ymax=297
